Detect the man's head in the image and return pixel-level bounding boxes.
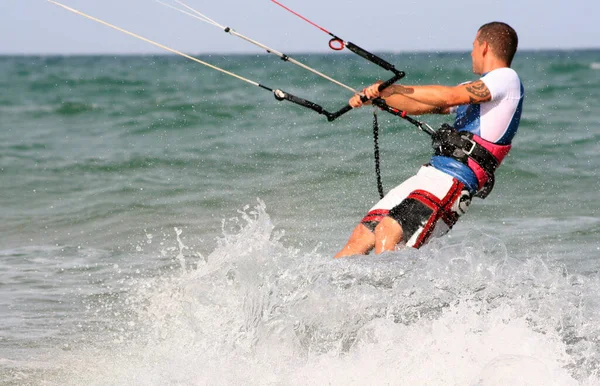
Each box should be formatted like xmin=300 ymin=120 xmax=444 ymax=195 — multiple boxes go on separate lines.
xmin=471 ymin=22 xmax=518 ymax=74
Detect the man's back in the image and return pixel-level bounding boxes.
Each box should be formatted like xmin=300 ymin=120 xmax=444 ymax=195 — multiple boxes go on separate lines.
xmin=431 ymin=67 xmax=524 ymax=193
xmin=456 ymin=67 xmax=524 ymax=145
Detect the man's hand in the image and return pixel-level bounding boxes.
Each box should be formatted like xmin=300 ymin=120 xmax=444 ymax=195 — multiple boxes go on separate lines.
xmin=349 ymin=81 xmax=396 ymax=108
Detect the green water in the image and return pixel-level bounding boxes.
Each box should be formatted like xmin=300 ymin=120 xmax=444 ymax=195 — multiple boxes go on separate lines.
xmin=1 ymin=50 xmax=599 ymax=384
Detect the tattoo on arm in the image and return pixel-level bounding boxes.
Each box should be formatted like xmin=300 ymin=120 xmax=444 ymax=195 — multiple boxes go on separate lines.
xmin=465 ymin=80 xmax=491 ymax=104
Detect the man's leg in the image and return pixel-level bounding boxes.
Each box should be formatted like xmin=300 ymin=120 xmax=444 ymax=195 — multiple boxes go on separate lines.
xmin=374 ymin=216 xmax=404 ymax=254
xmin=334 ymin=167 xmax=429 ymax=258
xmin=334 ymin=223 xmax=376 ymax=258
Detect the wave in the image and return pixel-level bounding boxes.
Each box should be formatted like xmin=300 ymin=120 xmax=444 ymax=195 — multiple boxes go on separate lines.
xmin=36 ymin=200 xmax=600 ymax=385
xmin=546 ymin=61 xmax=594 ymax=74
xmin=28 ymin=75 xmax=149 ymax=92
xmin=54 ymin=101 xmax=99 ymax=115
xmin=47 ymin=155 xmax=190 ymax=174
xmin=0 ymin=101 xmax=99 ymax=118
xmin=591 ymin=63 xmax=600 ymax=70
xmin=122 ymin=101 xmax=259 ymax=135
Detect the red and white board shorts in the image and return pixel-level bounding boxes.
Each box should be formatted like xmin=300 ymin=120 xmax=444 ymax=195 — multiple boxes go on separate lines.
xmin=361 ymin=165 xmax=472 ymax=249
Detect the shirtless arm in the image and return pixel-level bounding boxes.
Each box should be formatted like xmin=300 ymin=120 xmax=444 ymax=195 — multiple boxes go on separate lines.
xmin=350 ymin=80 xmax=492 ymax=115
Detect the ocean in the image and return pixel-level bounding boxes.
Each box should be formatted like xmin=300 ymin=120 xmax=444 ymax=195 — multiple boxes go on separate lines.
xmin=1 ymin=49 xmax=599 ymax=385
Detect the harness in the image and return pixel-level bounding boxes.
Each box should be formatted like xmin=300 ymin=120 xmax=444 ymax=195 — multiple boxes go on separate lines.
xmin=431 ymin=124 xmax=508 ymax=199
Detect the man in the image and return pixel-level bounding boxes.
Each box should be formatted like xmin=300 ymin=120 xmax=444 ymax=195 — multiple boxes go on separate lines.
xmin=334 ymin=22 xmax=523 ymax=258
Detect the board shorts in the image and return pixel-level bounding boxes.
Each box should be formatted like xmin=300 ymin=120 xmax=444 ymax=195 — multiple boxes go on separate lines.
xmin=361 ymin=165 xmax=472 ymax=249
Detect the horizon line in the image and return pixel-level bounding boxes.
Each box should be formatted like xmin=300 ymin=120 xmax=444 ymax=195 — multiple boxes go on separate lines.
xmin=1 ymin=46 xmax=599 ymax=57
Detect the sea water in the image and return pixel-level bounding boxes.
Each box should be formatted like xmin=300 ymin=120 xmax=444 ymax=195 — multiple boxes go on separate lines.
xmin=1 ymin=50 xmax=599 ymax=384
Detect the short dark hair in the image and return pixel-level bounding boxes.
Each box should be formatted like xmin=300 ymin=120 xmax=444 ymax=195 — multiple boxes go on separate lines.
xmin=477 ymin=22 xmax=518 ymax=65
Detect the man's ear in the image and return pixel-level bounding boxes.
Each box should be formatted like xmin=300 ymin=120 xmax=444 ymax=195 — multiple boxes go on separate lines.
xmin=482 ymin=41 xmax=489 ymax=56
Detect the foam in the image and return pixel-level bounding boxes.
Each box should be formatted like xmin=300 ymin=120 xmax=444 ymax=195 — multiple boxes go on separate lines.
xmin=49 ymin=200 xmax=600 ymax=385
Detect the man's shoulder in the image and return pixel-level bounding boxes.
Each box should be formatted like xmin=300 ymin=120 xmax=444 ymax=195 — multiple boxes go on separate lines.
xmin=482 ymin=67 xmax=521 ymax=82
xmin=481 ymin=67 xmax=523 ymax=99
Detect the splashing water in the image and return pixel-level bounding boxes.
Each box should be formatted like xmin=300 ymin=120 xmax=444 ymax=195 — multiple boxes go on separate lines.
xmin=45 ymin=200 xmax=600 ymax=385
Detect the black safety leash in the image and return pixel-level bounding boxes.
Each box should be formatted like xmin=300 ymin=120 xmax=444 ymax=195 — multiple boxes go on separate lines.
xmin=369 ymin=98 xmax=436 ymax=198
xmin=372 ymin=110 xmax=384 ymax=198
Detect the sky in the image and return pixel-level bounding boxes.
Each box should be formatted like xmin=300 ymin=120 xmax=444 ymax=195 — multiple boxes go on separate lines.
xmin=0 ymin=0 xmax=598 ymax=55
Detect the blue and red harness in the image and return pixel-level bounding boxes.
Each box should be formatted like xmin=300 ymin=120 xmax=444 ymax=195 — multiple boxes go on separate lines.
xmin=360 ymin=125 xmax=509 ymax=248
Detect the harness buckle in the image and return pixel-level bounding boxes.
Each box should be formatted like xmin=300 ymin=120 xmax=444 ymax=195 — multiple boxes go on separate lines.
xmin=462 ymin=136 xmax=477 ymax=156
